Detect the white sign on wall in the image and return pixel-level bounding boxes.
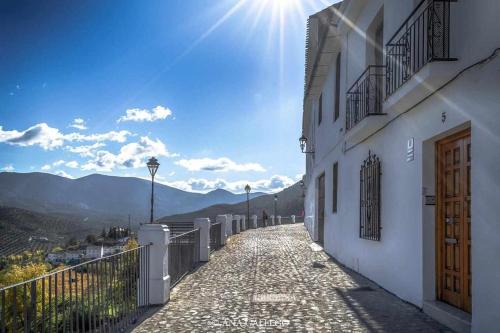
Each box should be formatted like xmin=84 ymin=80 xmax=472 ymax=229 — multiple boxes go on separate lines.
xmin=407 ymin=138 xmax=414 ymax=162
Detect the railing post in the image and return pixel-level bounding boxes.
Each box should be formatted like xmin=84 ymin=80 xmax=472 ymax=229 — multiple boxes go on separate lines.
xmin=277 ymin=216 xmax=282 ymax=225
xmin=138 ymin=224 xmax=171 ymax=305
xmin=216 ymin=215 xmax=227 ymax=245
xmin=251 ymin=215 xmax=258 ymax=229
xmin=291 ymin=215 xmax=296 ymax=224
xmin=225 ymin=214 xmax=233 ymax=237
xmin=270 ymin=215 xmax=275 ymax=226
xmin=234 ymin=215 xmax=241 ymax=234
xmin=194 ymin=218 xmax=210 ymax=262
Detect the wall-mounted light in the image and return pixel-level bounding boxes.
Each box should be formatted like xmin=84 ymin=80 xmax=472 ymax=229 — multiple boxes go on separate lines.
xmin=299 ymin=134 xmax=315 ymax=154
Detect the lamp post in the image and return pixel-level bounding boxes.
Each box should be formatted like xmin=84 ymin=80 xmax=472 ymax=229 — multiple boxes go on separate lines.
xmin=245 ymin=184 xmax=251 ymax=225
xmin=299 ymin=134 xmax=315 ymax=154
xmin=147 ymin=157 xmax=160 ymax=224
xmin=274 ymin=194 xmax=278 ymax=217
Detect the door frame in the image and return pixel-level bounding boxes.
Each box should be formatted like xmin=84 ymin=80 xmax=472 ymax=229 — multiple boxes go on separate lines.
xmin=435 ymin=127 xmax=471 ymax=312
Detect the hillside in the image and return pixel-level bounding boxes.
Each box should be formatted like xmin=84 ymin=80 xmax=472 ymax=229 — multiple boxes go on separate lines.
xmin=159 ymin=182 xmax=304 ymax=223
xmin=0 ymin=206 xmax=102 ymax=257
xmin=0 ymin=172 xmax=264 ymax=226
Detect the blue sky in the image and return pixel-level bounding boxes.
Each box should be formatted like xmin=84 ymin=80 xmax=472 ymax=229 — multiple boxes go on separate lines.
xmin=0 ymin=0 xmax=337 ymax=193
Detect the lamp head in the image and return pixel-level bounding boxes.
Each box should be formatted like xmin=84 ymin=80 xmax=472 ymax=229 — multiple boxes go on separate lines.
xmin=147 ymin=157 xmax=160 ymax=177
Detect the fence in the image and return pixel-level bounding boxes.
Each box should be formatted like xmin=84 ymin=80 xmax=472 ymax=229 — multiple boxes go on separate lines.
xmin=385 ymin=0 xmax=455 ymax=97
xmin=0 ymin=245 xmax=150 ymax=333
xmin=209 ymin=223 xmax=222 ymax=253
xmin=231 ymin=220 xmax=237 ymax=235
xmin=168 ymin=230 xmax=200 ymax=288
xmin=346 ymin=65 xmax=386 ymax=131
xmin=163 ymin=222 xmax=194 ymax=236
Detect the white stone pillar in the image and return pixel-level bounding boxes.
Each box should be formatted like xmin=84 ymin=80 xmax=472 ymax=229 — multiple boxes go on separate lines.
xmin=270 ymin=215 xmax=275 ymax=226
xmin=251 ymin=215 xmax=257 ymax=229
xmin=234 ymin=215 xmax=241 ymax=234
xmin=138 ymin=224 xmax=171 ymax=305
xmin=291 ymin=215 xmax=296 ymax=224
xmin=194 ymin=218 xmax=210 ymax=262
xmin=277 ymin=216 xmax=282 ymax=225
xmin=225 ymin=214 xmax=233 ymax=237
xmin=241 ymin=215 xmax=246 ymax=231
xmin=216 ymin=215 xmax=227 ymax=245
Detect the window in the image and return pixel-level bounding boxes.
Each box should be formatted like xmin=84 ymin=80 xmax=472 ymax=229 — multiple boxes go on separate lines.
xmin=318 ymin=94 xmax=323 ymax=125
xmin=334 ymin=53 xmax=341 ymax=121
xmin=359 ymin=151 xmax=381 ymax=241
xmin=332 ymin=162 xmax=338 ymax=213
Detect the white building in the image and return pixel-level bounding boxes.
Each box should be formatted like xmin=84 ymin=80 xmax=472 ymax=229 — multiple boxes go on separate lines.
xmin=85 ymin=245 xmax=104 ymax=259
xmin=301 ymin=1 xmax=500 ymax=332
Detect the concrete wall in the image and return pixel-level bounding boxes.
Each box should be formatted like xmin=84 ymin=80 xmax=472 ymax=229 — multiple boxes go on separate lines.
xmin=303 ymin=1 xmax=500 ymax=331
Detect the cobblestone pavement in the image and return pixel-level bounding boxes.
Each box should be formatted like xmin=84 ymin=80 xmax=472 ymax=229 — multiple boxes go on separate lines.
xmin=133 ymin=224 xmax=451 ymax=333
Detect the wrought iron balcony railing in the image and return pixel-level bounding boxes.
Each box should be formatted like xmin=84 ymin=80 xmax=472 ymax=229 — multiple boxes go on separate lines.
xmin=346 ymin=65 xmax=386 ymax=131
xmin=386 ymin=0 xmax=456 ymax=97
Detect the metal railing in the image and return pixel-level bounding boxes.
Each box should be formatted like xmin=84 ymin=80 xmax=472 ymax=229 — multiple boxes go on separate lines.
xmin=257 ymin=218 xmax=266 ymax=228
xmin=168 ymin=230 xmax=200 ymax=288
xmin=163 ymin=222 xmax=194 ymax=236
xmin=0 ymin=246 xmax=150 ymax=333
xmin=209 ymin=223 xmax=222 ymax=253
xmin=386 ymin=0 xmax=456 ymax=97
xmin=346 ymin=65 xmax=386 ymax=131
xmin=231 ymin=220 xmax=237 ymax=235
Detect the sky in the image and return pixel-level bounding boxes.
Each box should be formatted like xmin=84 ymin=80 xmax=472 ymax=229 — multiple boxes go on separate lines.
xmin=0 ymin=0 xmax=337 ymax=193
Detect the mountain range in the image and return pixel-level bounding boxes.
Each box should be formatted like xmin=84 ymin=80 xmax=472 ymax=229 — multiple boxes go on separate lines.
xmin=0 ymin=172 xmax=265 ymax=226
xmin=159 ymin=181 xmax=304 ymax=223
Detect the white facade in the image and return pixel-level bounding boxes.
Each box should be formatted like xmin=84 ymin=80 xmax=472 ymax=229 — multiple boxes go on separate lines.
xmin=302 ymin=1 xmax=500 ymax=332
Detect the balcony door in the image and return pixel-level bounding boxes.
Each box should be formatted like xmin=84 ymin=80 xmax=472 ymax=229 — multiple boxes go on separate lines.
xmin=317 ymin=174 xmax=325 ymax=245
xmin=436 ymin=129 xmax=471 ymax=313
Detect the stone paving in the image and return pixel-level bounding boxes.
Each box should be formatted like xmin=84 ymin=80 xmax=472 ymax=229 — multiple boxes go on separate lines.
xmin=133 ymin=224 xmax=451 ymax=333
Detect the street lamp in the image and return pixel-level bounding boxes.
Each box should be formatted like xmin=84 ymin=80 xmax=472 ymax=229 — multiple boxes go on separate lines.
xmin=274 ymin=194 xmax=278 ymax=217
xmin=147 ymin=157 xmax=160 ymax=224
xmin=299 ymin=134 xmax=315 ymax=154
xmin=245 ymin=184 xmax=251 ymax=227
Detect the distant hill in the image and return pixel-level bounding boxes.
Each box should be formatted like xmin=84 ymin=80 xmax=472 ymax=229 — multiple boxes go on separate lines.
xmin=0 ymin=172 xmax=265 ymax=226
xmin=0 ymin=206 xmax=99 ymax=257
xmin=159 ymin=182 xmax=304 ymax=223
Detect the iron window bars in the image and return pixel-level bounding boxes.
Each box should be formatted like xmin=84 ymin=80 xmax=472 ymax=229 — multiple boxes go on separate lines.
xmin=168 ymin=229 xmax=200 ymax=288
xmin=386 ymin=0 xmax=456 ymax=97
xmin=360 ymin=151 xmax=382 ymax=241
xmin=346 ymin=65 xmax=386 ymax=131
xmin=0 ymin=245 xmax=151 ymax=333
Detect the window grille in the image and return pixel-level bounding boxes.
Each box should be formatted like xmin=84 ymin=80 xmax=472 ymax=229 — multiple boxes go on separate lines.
xmin=360 ymin=151 xmax=381 ymax=241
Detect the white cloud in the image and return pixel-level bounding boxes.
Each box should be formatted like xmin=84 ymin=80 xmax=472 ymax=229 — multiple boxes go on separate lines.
xmin=0 ymin=123 xmax=65 ymax=150
xmin=0 ymin=123 xmax=131 ymax=150
xmin=1 ymin=164 xmax=15 ymax=172
xmin=53 ymin=160 xmax=65 ymax=167
xmin=81 ymin=136 xmax=177 ymax=172
xmin=163 ymin=175 xmax=294 ymax=193
xmin=117 ymin=105 xmax=173 ymax=123
xmin=54 ymin=170 xmax=74 ymax=179
xmin=66 ymin=143 xmax=106 ymax=157
xmin=65 ymin=161 xmax=79 ymax=168
xmin=175 ymin=157 xmax=265 ymax=172
xmin=69 ymin=118 xmax=87 ymax=130
xmin=41 ymin=164 xmax=51 ymax=171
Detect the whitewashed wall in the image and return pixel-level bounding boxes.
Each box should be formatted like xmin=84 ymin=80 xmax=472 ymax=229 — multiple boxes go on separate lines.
xmin=303 ymin=0 xmax=500 ymax=331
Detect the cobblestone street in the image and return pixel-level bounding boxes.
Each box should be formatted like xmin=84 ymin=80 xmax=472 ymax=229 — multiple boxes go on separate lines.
xmin=133 ymin=224 xmax=450 ymax=332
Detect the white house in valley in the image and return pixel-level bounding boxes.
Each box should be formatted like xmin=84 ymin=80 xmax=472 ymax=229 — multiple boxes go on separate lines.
xmin=301 ymin=1 xmax=500 ymax=332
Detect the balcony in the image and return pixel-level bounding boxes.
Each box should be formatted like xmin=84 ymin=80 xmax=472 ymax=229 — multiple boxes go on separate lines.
xmin=346 ymin=65 xmax=386 ymax=132
xmin=385 ymin=0 xmax=457 ymax=98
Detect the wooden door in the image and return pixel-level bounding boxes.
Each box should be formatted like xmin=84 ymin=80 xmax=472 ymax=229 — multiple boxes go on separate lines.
xmin=318 ymin=174 xmax=325 ymax=244
xmin=436 ymin=129 xmax=471 ymax=313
